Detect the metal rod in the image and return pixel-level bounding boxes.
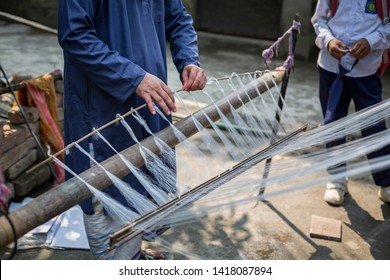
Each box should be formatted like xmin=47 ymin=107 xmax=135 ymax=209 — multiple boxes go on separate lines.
xmin=258 ymin=14 xmax=300 ymax=198
xmin=0 ymin=70 xmax=285 ymax=248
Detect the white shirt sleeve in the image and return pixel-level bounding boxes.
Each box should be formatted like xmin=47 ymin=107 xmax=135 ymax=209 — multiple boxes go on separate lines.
xmin=365 ymin=23 xmax=390 ymax=50
xmin=311 ymin=0 xmax=335 ymax=50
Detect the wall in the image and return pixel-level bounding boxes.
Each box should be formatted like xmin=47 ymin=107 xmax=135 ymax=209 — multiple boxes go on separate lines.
xmin=188 ymin=0 xmax=317 ymax=61
xmin=280 ymin=0 xmax=319 ymax=61
xmin=0 ymin=0 xmax=318 ymax=60
xmin=195 ymin=0 xmax=283 ymax=40
xmin=0 ymin=0 xmax=57 ymax=28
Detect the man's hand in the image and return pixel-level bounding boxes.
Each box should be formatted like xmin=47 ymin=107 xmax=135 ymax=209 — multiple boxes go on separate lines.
xmin=135 ymin=73 xmax=176 ymax=115
xmin=327 ymin=39 xmax=349 ymax=60
xmin=181 ymin=64 xmax=207 ymax=92
xmin=350 ymin=38 xmax=371 ymax=60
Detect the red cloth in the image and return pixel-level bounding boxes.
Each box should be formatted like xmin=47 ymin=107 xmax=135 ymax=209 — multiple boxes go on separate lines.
xmin=16 ymin=73 xmax=65 ymax=185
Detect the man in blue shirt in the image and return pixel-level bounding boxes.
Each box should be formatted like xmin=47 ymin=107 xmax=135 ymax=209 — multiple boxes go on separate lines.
xmin=312 ymin=0 xmax=390 ymax=206
xmin=58 ymin=0 xmax=207 ymax=259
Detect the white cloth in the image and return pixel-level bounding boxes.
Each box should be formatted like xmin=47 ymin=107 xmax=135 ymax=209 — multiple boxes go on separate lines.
xmin=311 ymin=0 xmax=390 ymax=77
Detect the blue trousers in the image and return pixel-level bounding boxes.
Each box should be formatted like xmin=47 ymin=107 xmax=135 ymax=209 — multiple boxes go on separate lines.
xmin=318 ymin=66 xmax=390 ymax=187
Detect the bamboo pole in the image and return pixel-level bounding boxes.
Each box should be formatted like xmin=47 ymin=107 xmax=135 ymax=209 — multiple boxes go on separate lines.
xmin=0 ymin=70 xmax=285 ymax=248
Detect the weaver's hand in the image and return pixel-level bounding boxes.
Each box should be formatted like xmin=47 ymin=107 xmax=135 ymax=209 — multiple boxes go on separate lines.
xmin=135 ymin=73 xmax=176 ymax=115
xmin=181 ymin=64 xmax=207 ymax=92
xmin=327 ymin=39 xmax=349 ymax=60
xmin=350 ymin=38 xmax=371 ymax=60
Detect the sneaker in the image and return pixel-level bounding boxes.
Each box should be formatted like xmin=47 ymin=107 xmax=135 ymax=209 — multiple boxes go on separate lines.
xmin=324 ymin=181 xmax=348 ymax=206
xmin=378 ymin=186 xmax=390 ymax=204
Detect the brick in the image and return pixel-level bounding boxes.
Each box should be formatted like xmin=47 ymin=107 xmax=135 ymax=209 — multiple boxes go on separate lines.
xmin=0 ymin=124 xmax=27 ymax=155
xmin=310 ymin=215 xmax=342 ymax=242
xmin=56 ymin=94 xmax=63 ymax=108
xmin=11 ymin=164 xmax=50 ymax=197
xmin=9 ymin=121 xmax=40 ymax=136
xmin=8 ymin=106 xmax=40 ymax=125
xmin=33 ymin=163 xmax=51 ymax=187
xmin=56 ymin=107 xmax=64 ymax=122
xmin=5 ymin=149 xmax=38 ymax=180
xmin=36 ymin=146 xmax=51 ymax=161
xmin=0 ymin=122 xmax=40 ymax=155
xmin=5 ymin=182 xmax=15 ymax=200
xmin=0 ymin=94 xmax=13 ymax=119
xmin=0 ymin=137 xmax=37 ymax=171
xmin=11 ymin=171 xmax=36 ymax=197
xmin=55 ymin=80 xmax=64 ymax=94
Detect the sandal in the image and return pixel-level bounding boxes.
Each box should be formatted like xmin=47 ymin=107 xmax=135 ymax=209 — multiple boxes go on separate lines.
xmin=140 ymin=248 xmax=173 ymax=260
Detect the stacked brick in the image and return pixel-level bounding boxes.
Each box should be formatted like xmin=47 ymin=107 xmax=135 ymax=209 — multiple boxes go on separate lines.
xmin=0 ymin=106 xmax=50 ymax=198
xmin=0 ymin=76 xmax=64 ymax=200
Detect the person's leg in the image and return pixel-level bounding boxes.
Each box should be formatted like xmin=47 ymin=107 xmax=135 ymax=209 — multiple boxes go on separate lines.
xmin=348 ymin=72 xmax=390 ymax=202
xmin=319 ymin=67 xmax=351 ymax=205
xmin=83 ymin=198 xmax=142 ymax=260
xmin=319 ymin=66 xmax=337 ymax=118
xmin=319 ymin=66 xmax=351 ymax=148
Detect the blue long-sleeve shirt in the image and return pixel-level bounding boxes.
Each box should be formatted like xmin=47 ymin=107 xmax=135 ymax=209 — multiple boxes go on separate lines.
xmin=58 ymin=0 xmax=200 ymax=214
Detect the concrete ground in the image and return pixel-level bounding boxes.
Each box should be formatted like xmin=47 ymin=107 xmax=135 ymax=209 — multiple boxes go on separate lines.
xmin=0 ymin=20 xmax=390 ymax=260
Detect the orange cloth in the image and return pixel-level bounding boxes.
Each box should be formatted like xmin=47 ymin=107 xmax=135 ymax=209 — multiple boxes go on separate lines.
xmin=15 ymin=73 xmax=64 ymax=185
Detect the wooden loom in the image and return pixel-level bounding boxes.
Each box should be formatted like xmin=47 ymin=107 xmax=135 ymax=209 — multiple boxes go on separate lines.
xmin=0 ymin=69 xmax=302 ymax=249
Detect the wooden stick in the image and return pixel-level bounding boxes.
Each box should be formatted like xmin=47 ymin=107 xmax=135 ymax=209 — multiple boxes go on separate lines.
xmin=26 ymin=88 xmax=184 ymax=174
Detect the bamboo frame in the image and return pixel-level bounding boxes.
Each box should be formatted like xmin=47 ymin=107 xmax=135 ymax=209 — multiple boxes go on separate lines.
xmin=0 ymin=70 xmax=285 ymax=248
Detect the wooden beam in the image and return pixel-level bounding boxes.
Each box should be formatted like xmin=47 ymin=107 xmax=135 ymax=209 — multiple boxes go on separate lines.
xmin=0 ymin=72 xmax=62 ymax=95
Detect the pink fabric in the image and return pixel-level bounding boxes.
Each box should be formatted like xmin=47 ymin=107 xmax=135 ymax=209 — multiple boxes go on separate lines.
xmin=0 ymin=169 xmax=11 ymax=213
xmin=262 ymin=20 xmax=301 ymax=71
xmin=20 ymin=74 xmax=65 ymax=186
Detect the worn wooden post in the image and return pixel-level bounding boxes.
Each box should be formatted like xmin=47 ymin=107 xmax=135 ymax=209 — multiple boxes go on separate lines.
xmin=0 ymin=70 xmax=285 ymax=248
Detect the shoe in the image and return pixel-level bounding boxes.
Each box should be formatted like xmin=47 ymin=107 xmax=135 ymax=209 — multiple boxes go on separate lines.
xmin=378 ymin=186 xmax=390 ymax=203
xmin=324 ymin=181 xmax=348 ymax=206
xmin=140 ymin=248 xmax=173 ymax=260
